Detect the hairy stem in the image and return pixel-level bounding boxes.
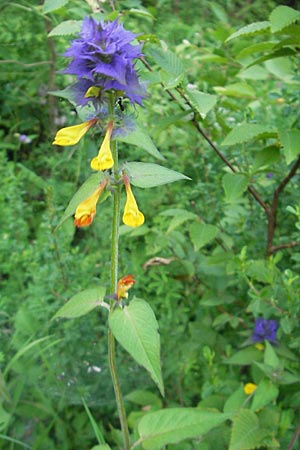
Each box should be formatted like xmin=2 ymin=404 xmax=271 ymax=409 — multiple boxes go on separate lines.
xmin=107 ymin=133 xmax=130 ymax=450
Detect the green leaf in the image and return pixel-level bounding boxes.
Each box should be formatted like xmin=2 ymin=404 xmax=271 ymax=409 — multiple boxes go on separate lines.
xmin=109 ymin=298 xmax=164 ymax=395
xmin=251 ymin=380 xmax=279 ymax=412
xmin=214 ymin=82 xmax=255 ymax=98
xmin=236 ymin=41 xmax=276 ymax=60
xmin=43 ymin=0 xmax=69 ymax=13
xmin=48 ymin=20 xmax=82 ymax=37
xmin=52 ymin=287 xmax=106 ymax=320
xmin=117 ymin=126 xmax=164 ymax=160
xmin=222 ymin=124 xmax=277 ymax=146
xmin=279 ymin=129 xmax=300 ymax=164
xmin=124 ymin=162 xmax=191 ymax=188
xmin=226 ymin=21 xmax=270 ymax=43
xmin=137 ymin=408 xmax=230 ymax=450
xmin=264 ymin=341 xmax=279 ymax=367
xmin=185 ymin=88 xmax=217 ymax=118
xmin=147 ymin=47 xmax=184 ymax=78
xmin=159 ymin=209 xmax=197 ymax=233
xmin=57 ymin=173 xmax=104 ymax=228
xmin=82 ymin=398 xmax=106 ymax=445
xmin=126 ymin=390 xmax=162 ymax=408
xmin=90 ymin=446 xmax=112 ymax=450
xmin=269 ymin=6 xmax=300 ymax=33
xmin=225 ymin=347 xmax=263 ymax=365
xmin=189 ymin=223 xmax=218 ymax=250
xmin=252 ymin=146 xmax=280 ymax=172
xmin=229 ymin=409 xmax=269 ymax=450
xmin=222 ymin=173 xmax=248 ymax=203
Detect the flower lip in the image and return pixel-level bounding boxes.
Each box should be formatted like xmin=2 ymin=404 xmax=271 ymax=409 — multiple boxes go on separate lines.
xmin=74 ymin=179 xmax=108 ymax=227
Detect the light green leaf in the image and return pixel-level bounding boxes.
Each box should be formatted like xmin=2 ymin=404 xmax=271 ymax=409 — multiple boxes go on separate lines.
xmin=90 ymin=446 xmax=112 ymax=450
xmin=0 ymin=404 xmax=11 ymax=432
xmin=226 ymin=21 xmax=270 ymax=43
xmin=279 ymin=129 xmax=300 ymax=164
xmin=124 ymin=162 xmax=191 ymax=188
xmin=82 ymin=398 xmax=106 ymax=445
xmin=229 ymin=409 xmax=269 ymax=450
xmin=160 ymin=209 xmax=197 ymax=233
xmin=236 ymin=41 xmax=276 ymax=60
xmin=186 ymin=88 xmax=217 ymax=117
xmin=265 ymin=57 xmax=296 ymax=82
xmin=222 ymin=173 xmax=248 ymax=203
xmin=109 ymin=298 xmax=164 ymax=395
xmin=214 ymin=82 xmax=255 ymax=98
xmin=251 ymin=380 xmax=279 ymax=412
xmin=147 ymin=47 xmax=184 ymax=77
xmin=48 ymin=20 xmax=82 ymax=37
xmin=52 ymin=287 xmax=106 ymax=320
xmin=137 ymin=408 xmax=230 ymax=450
xmin=264 ymin=341 xmax=279 ymax=367
xmin=269 ymin=6 xmax=300 ymax=33
xmin=117 ymin=127 xmax=164 ymax=160
xmin=225 ymin=347 xmax=263 ymax=365
xmin=189 ymin=223 xmax=218 ymax=250
xmin=57 ymin=173 xmax=104 ymax=228
xmin=126 ymin=390 xmax=162 ymax=408
xmin=124 ymin=8 xmax=155 ymax=19
xmin=222 ymin=124 xmax=277 ymax=146
xmin=43 ymin=0 xmax=69 ymax=13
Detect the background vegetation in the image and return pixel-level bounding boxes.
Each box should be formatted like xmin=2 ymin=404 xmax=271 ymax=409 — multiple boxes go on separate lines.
xmin=1 ymin=0 xmax=300 ymax=449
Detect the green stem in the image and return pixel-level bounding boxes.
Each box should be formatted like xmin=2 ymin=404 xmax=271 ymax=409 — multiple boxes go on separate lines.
xmin=107 ymin=131 xmax=131 ymax=450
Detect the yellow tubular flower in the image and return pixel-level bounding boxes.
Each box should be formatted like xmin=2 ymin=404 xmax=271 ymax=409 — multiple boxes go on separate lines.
xmin=52 ymin=118 xmax=97 ymax=146
xmin=117 ymin=275 xmax=136 ymax=300
xmin=244 ymin=383 xmax=257 ymax=395
xmin=90 ymin=121 xmax=114 ymax=171
xmin=122 ymin=175 xmax=144 ymax=227
xmin=74 ymin=180 xmax=107 ymax=227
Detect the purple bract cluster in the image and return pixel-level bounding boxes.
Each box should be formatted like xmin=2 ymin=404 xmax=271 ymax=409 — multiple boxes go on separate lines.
xmin=252 ymin=318 xmax=278 ymax=344
xmin=63 ymin=17 xmax=146 ymax=106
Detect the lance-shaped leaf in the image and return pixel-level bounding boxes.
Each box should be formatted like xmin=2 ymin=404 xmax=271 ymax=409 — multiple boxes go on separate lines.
xmin=117 ymin=126 xmax=164 ymax=160
xmin=57 ymin=173 xmax=104 ymax=228
xmin=52 ymin=287 xmax=106 ymax=320
xmin=124 ymin=162 xmax=190 ymax=188
xmin=137 ymin=408 xmax=230 ymax=450
xmin=225 ymin=21 xmax=270 ymax=43
xmin=109 ymin=298 xmax=164 ymax=396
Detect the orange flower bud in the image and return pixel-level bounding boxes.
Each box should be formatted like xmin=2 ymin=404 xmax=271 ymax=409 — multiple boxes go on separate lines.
xmin=117 ymin=275 xmax=136 ymax=300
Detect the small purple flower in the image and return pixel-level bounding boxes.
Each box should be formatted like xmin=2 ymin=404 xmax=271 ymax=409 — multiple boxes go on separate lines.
xmin=252 ymin=318 xmax=278 ymax=343
xmin=266 ymin=172 xmax=274 ymax=179
xmin=62 ymin=17 xmax=146 ymax=106
xmin=19 ymin=134 xmax=32 ymax=144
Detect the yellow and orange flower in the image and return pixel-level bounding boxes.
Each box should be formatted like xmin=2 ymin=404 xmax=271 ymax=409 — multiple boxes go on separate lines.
xmin=52 ymin=118 xmax=97 ymax=146
xmin=117 ymin=275 xmax=136 ymax=300
xmin=122 ymin=175 xmax=144 ymax=227
xmin=74 ymin=180 xmax=107 ymax=227
xmin=90 ymin=121 xmax=114 ymax=171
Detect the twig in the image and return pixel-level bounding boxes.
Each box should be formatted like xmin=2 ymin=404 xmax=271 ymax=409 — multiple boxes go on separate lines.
xmin=0 ymin=60 xmax=51 ymax=67
xmin=287 ymin=423 xmax=300 ymax=450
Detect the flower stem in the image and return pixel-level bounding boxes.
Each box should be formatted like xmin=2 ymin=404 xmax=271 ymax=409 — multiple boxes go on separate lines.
xmin=108 ymin=133 xmax=131 ymax=450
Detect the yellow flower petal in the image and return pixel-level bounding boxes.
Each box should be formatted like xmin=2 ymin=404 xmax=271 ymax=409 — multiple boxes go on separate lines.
xmin=244 ymin=383 xmax=257 ymax=395
xmin=85 ymin=86 xmax=101 ymax=98
xmin=122 ymin=177 xmax=144 ymax=227
xmin=74 ymin=180 xmax=107 ymax=227
xmin=53 ymin=119 xmax=97 ymax=146
xmin=117 ymin=275 xmax=135 ymax=300
xmin=90 ymin=121 xmax=114 ymax=171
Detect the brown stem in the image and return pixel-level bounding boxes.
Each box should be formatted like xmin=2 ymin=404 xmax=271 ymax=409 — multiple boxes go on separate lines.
xmin=266 ymin=156 xmax=300 ymax=256
xmin=287 ymin=423 xmax=300 ymax=450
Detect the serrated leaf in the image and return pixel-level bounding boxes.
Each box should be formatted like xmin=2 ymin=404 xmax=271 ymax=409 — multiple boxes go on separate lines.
xmin=138 ymin=408 xmax=230 ymax=450
xmin=222 ymin=173 xmax=248 ymax=203
xmin=222 ymin=124 xmax=277 ymax=146
xmin=43 ymin=0 xmax=69 ymax=13
xmin=189 ymin=223 xmax=218 ymax=250
xmin=117 ymin=126 xmax=164 ymax=160
xmin=147 ymin=47 xmax=184 ymax=77
xmin=279 ymin=129 xmax=300 ymax=164
xmin=269 ymin=6 xmax=300 ymax=33
xmin=229 ymin=409 xmax=269 ymax=450
xmin=186 ymin=88 xmax=217 ymax=117
xmin=251 ymin=380 xmax=279 ymax=412
xmin=124 ymin=162 xmax=190 ymax=188
xmin=48 ymin=20 xmax=82 ymax=37
xmin=52 ymin=287 xmax=106 ymax=319
xmin=247 ymin=48 xmax=296 ymax=69
xmin=109 ymin=298 xmax=164 ymax=395
xmin=57 ymin=173 xmax=104 ymax=228
xmin=236 ymin=41 xmax=276 ymax=60
xmin=226 ymin=21 xmax=270 ymax=43
xmin=214 ymin=82 xmax=255 ymax=98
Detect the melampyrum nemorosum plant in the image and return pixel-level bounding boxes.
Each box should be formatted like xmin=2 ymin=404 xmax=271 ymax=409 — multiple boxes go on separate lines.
xmin=50 ymin=14 xmax=206 ymax=450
